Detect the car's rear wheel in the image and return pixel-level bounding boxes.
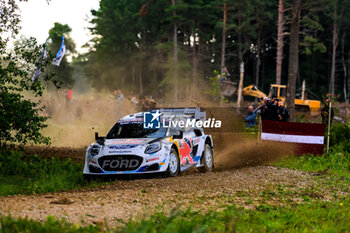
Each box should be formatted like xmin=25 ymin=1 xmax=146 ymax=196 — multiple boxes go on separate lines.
xmin=198 ymin=144 xmax=213 ymax=173
xmin=167 ymin=148 xmax=180 ymax=177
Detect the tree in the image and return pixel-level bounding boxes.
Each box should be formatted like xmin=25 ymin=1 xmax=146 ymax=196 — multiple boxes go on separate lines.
xmin=326 ymin=0 xmax=350 ymax=97
xmin=221 ymin=2 xmax=227 ymax=70
xmin=48 ymin=22 xmax=75 ymax=88
xmin=286 ymin=0 xmax=302 ymax=122
xmin=276 ymin=0 xmax=284 ymax=85
xmin=0 ymin=0 xmax=56 ymax=147
xmin=171 ymin=0 xmax=179 ymax=102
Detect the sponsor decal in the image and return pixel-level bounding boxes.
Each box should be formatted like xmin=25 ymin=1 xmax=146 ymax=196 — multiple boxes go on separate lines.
xmin=110 ymin=139 xmax=145 ymax=144
xmin=194 ymin=138 xmax=201 ymax=144
xmin=109 ymin=145 xmax=137 ymax=149
xmin=146 ymin=157 xmax=159 ymax=162
xmin=109 ymin=150 xmax=132 ymax=154
xmin=159 ymin=159 xmax=166 ymax=166
xmin=102 ymin=159 xmax=140 ymax=170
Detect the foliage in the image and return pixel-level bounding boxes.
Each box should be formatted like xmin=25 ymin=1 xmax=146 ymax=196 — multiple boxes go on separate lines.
xmin=0 ymin=215 xmax=102 ymax=233
xmin=0 ymin=0 xmax=56 ymax=147
xmin=0 ymin=150 xmax=93 ymax=195
xmin=1 ymin=199 xmax=349 ymax=232
xmin=206 ymin=70 xmax=222 ymax=101
xmin=276 ymin=144 xmax=350 ymax=177
xmin=330 ymin=123 xmax=350 ymax=152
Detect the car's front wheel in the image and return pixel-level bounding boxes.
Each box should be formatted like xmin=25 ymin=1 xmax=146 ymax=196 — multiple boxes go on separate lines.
xmin=167 ymin=148 xmax=180 ymax=177
xmin=198 ymin=144 xmax=213 ymax=172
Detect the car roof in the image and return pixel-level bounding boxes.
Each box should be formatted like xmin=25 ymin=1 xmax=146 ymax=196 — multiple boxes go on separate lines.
xmin=117 ymin=112 xmax=144 ymax=123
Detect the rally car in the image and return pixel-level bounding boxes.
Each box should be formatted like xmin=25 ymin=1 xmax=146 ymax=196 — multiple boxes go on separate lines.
xmin=83 ymin=108 xmax=214 ymax=179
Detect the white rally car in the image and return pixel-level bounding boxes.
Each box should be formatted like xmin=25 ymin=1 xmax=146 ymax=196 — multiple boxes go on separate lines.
xmin=83 ymin=108 xmax=214 ymax=178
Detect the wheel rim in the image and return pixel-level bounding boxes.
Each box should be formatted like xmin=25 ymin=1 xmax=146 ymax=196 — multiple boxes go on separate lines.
xmin=169 ymin=152 xmax=178 ymax=174
xmin=205 ymin=146 xmax=213 ymax=168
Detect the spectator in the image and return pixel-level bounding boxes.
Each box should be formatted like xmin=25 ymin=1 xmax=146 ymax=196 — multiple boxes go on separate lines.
xmin=221 ymin=66 xmax=231 ymax=77
xmin=65 ymin=89 xmax=72 ymax=104
xmin=259 ymin=97 xmax=270 ymax=120
xmin=321 ymin=98 xmax=333 ymax=124
xmin=266 ymin=98 xmax=279 ymax=121
xmin=131 ymin=96 xmax=139 ymax=105
xmin=113 ymin=89 xmax=124 ymax=112
xmin=245 ymin=105 xmax=256 ymax=127
xmin=277 ymin=100 xmax=289 ymax=121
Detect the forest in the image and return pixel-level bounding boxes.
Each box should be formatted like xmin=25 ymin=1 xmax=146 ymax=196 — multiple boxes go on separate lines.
xmin=75 ymin=0 xmax=350 ymax=106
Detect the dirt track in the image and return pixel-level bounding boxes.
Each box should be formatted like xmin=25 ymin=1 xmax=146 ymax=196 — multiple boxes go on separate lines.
xmin=0 ymin=134 xmax=313 ymax=226
xmin=0 ymin=165 xmax=322 ymax=226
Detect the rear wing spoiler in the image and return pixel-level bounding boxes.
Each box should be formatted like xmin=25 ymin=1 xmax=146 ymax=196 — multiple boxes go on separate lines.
xmin=154 ymin=107 xmax=206 ymax=121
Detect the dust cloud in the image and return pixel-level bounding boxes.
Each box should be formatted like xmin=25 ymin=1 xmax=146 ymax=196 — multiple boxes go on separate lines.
xmin=39 ymin=89 xmax=139 ymax=147
xmin=37 ymin=88 xmax=292 ymax=169
xmin=213 ymin=133 xmax=294 ymax=170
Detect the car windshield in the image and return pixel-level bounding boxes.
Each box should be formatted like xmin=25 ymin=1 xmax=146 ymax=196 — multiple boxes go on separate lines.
xmin=106 ymin=122 xmax=167 ymax=139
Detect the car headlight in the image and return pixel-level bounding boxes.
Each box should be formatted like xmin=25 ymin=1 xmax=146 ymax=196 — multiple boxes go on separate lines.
xmin=145 ymin=142 xmax=162 ymax=154
xmin=90 ymin=145 xmax=101 ymax=156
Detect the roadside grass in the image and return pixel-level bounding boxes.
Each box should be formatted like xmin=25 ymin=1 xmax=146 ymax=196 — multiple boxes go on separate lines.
xmin=0 ymin=150 xmax=99 ymax=196
xmin=276 ymin=144 xmax=350 ymax=177
xmin=1 ymin=199 xmax=349 ymax=233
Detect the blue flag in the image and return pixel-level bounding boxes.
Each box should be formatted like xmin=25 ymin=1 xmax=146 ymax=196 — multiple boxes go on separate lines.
xmin=32 ymin=42 xmax=48 ymax=82
xmin=52 ymin=36 xmax=66 ymax=66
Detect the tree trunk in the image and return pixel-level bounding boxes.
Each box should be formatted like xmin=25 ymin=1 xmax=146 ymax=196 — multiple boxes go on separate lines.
xmin=139 ymin=61 xmax=143 ymax=95
xmin=236 ymin=6 xmax=244 ymax=107
xmin=286 ymin=0 xmax=301 ymax=122
xmin=172 ymin=0 xmax=178 ymax=102
xmin=237 ymin=62 xmax=244 ymax=107
xmin=192 ymin=24 xmax=199 ymax=88
xmin=330 ymin=8 xmax=338 ymax=96
xmin=261 ymin=55 xmax=265 ymax=89
xmin=192 ymin=40 xmax=199 ymax=88
xmin=221 ymin=2 xmax=227 ymax=70
xmin=132 ymin=65 xmax=135 ymax=91
xmin=348 ymin=48 xmax=350 ymax=102
xmin=255 ymin=25 xmax=261 ymax=88
xmin=276 ymin=0 xmax=284 ymax=85
xmin=342 ymin=33 xmax=347 ymax=102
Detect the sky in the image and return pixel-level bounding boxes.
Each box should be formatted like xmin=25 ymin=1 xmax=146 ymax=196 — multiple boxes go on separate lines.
xmin=18 ymin=0 xmax=100 ymax=54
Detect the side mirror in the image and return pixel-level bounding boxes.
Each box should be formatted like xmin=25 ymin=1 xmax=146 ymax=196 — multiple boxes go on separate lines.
xmin=173 ymin=130 xmax=183 ymax=139
xmin=95 ymin=132 xmax=105 ymax=145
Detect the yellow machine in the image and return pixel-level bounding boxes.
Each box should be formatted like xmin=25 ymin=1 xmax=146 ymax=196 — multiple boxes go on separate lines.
xmin=220 ymin=80 xmax=321 ymax=115
xmin=242 ymin=85 xmax=267 ymax=99
xmin=269 ymin=84 xmax=321 ymax=116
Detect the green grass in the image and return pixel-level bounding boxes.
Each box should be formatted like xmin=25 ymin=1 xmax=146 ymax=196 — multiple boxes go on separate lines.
xmin=276 ymin=144 xmax=350 ymax=177
xmin=1 ymin=199 xmax=349 ymax=232
xmin=0 ymin=150 xmax=96 ymax=196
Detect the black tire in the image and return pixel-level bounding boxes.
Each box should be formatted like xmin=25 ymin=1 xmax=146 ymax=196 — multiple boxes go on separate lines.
xmin=167 ymin=148 xmax=180 ymax=177
xmin=197 ymin=144 xmax=213 ymax=173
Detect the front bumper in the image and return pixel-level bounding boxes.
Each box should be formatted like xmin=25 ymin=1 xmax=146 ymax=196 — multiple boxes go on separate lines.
xmin=83 ymin=148 xmax=169 ymax=175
